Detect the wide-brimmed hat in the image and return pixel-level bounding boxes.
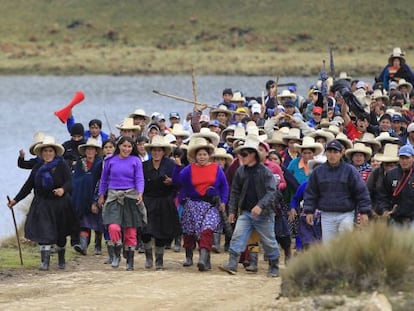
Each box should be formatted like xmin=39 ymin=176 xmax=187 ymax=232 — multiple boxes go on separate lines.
xmin=335 ymin=132 xmax=353 ymax=150
xmin=211 ymin=147 xmax=233 ymax=164
xmin=29 ymin=131 xmax=46 ymax=155
xmin=308 ymin=154 xmax=327 ymax=171
xmin=187 ymin=137 xmax=215 ymax=160
xmin=33 ymin=135 xmax=65 ymax=157
xmin=372 ymin=89 xmax=389 ymax=102
xmin=373 ymin=143 xmax=399 ymax=163
xmin=266 ymin=128 xmax=289 ymax=146
xmin=324 ymin=125 xmax=340 ymax=136
xmin=221 ymin=124 xmax=236 ymax=141
xmin=226 ymin=126 xmax=246 ymax=143
xmin=144 ymin=135 xmax=173 ymax=155
xmin=191 ymin=128 xmax=220 ymax=146
xmin=210 ymin=105 xmax=232 ymax=120
xmin=308 ymin=129 xmax=335 ymax=143
xmin=234 ymin=134 xmax=261 ymax=156
xmin=355 ymin=132 xmax=381 ymax=150
xmin=277 ymin=90 xmax=296 ymax=99
xmin=397 ymin=79 xmax=413 ymax=93
xmin=345 ymin=142 xmax=372 ymax=160
xmin=246 ymin=121 xmax=265 ymax=136
xmin=78 ymin=138 xmax=103 ymax=156
xmin=128 ymin=108 xmax=150 ymax=123
xmin=375 ymin=132 xmax=400 ymax=144
xmin=294 ymin=136 xmax=323 ymax=155
xmin=338 ymin=72 xmax=352 ymax=82
xmin=116 ymin=117 xmax=141 ymax=131
xmin=282 ymin=128 xmax=302 ymax=144
xmin=231 ymin=91 xmax=246 ymax=103
xmin=171 ymin=123 xmax=190 ymax=138
xmin=388 ymin=47 xmax=405 ymax=64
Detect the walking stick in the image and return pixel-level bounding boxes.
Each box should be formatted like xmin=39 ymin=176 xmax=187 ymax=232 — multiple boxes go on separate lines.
xmin=7 ymin=196 xmax=23 ymax=265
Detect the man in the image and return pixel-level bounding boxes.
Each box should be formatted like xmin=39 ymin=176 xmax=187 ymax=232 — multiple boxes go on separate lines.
xmin=377 ymin=144 xmax=414 ymax=227
xmin=220 ymin=135 xmax=280 ymax=277
xmin=218 ymin=88 xmax=237 ymax=111
xmin=304 ymin=140 xmax=371 ymax=243
xmin=168 ymin=112 xmax=181 ymax=128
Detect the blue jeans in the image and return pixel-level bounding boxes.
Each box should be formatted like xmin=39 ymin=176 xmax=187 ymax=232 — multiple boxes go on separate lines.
xmin=320 ymin=211 xmax=354 ymax=243
xmin=229 ymin=211 xmax=280 ymax=260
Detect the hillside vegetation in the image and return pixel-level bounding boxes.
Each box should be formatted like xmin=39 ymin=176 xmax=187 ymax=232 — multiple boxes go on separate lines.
xmin=0 ymin=0 xmax=413 ymax=75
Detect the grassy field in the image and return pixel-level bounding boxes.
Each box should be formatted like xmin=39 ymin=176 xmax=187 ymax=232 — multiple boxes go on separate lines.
xmin=0 ymin=0 xmax=413 ymax=75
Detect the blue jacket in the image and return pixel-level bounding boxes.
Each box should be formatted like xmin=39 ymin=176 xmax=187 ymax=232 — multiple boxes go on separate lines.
xmin=67 ymin=116 xmax=109 ymax=142
xmin=304 ymin=161 xmax=371 ymax=214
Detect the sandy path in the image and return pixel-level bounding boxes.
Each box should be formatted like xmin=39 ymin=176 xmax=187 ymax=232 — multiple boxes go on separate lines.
xmin=0 ymin=248 xmax=283 ymax=310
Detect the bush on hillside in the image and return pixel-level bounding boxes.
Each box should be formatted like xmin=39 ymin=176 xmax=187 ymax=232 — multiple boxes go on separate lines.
xmin=281 ymin=223 xmax=414 ymax=296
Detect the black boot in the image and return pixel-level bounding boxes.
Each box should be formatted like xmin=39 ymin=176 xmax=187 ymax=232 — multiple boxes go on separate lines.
xmin=144 ymin=242 xmax=153 ymax=269
xmin=112 ymin=243 xmax=122 ymax=268
xmin=205 ymin=251 xmax=211 ymax=271
xmin=94 ymin=232 xmax=102 ymax=255
xmin=57 ymin=247 xmax=66 ymax=269
xmin=79 ymin=235 xmax=88 ymax=255
xmin=183 ymin=248 xmax=193 ymax=267
xmin=173 ymin=235 xmax=181 ymax=252
xmin=197 ymin=248 xmax=209 ymax=272
xmin=212 ymin=232 xmax=221 ymax=253
xmin=39 ymin=245 xmax=51 ymax=271
xmin=104 ymin=242 xmax=114 ymax=264
xmin=219 ymin=252 xmax=239 ymax=275
xmin=155 ymin=246 xmax=164 ymax=270
xmin=126 ymin=247 xmax=134 ymax=271
xmin=245 ymin=251 xmax=258 ymax=273
xmin=267 ymin=259 xmax=280 ymax=277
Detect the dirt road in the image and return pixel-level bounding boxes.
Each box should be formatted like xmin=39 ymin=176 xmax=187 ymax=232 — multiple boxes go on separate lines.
xmin=0 ymin=248 xmax=285 ymax=310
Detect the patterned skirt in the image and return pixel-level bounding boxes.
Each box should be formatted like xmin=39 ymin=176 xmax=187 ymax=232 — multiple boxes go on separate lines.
xmin=181 ymin=199 xmax=221 ymax=238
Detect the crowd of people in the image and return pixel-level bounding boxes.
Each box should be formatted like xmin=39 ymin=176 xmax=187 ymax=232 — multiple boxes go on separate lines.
xmin=7 ymin=46 xmax=414 ymax=277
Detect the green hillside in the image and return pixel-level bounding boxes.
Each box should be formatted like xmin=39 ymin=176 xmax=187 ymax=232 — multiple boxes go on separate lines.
xmin=0 ymin=0 xmax=413 ymax=75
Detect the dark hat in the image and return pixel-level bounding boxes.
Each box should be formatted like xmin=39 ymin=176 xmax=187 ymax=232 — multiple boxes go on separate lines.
xmin=70 ymin=123 xmax=84 ymax=137
xmin=392 ymin=114 xmax=403 ymax=122
xmin=284 ymin=100 xmax=295 ymax=108
xmin=326 ymin=139 xmax=344 ymax=152
xmin=222 ymin=88 xmax=233 ymax=95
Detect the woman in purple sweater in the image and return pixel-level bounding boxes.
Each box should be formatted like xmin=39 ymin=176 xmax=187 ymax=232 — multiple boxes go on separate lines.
xmin=98 ymin=136 xmax=145 ymax=271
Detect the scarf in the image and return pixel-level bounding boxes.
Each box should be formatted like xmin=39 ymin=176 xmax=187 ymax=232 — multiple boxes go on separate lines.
xmin=35 ymin=157 xmax=61 ymax=191
xmin=393 ymin=167 xmax=413 ymax=197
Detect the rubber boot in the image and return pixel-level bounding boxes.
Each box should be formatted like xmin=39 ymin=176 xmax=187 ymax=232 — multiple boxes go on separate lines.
xmin=173 ymin=235 xmax=181 ymax=252
xmin=205 ymin=251 xmax=211 ymax=271
xmin=197 ymin=248 xmax=209 ymax=272
xmin=126 ymin=247 xmax=134 ymax=271
xmin=212 ymin=232 xmax=221 ymax=253
xmin=79 ymin=235 xmax=88 ymax=255
xmin=111 ymin=243 xmax=122 ymax=268
xmin=267 ymin=259 xmax=280 ymax=277
xmin=155 ymin=246 xmax=164 ymax=270
xmin=183 ymin=248 xmax=193 ymax=267
xmin=94 ymin=232 xmax=102 ymax=255
xmin=104 ymin=242 xmax=114 ymax=264
xmin=144 ymin=242 xmax=153 ymax=269
xmin=219 ymin=252 xmax=239 ymax=275
xmin=245 ymin=251 xmax=258 ymax=272
xmin=39 ymin=245 xmax=51 ymax=271
xmin=57 ymin=247 xmax=66 ymax=269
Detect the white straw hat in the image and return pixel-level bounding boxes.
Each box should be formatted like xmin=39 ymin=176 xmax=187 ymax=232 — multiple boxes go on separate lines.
xmin=33 ymin=136 xmax=64 ymax=157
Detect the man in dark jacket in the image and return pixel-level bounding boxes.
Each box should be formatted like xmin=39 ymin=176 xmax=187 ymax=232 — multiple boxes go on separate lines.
xmin=377 ymin=144 xmax=414 ymax=226
xmin=220 ymin=135 xmax=280 ymax=277
xmin=304 ymin=140 xmax=371 ymax=243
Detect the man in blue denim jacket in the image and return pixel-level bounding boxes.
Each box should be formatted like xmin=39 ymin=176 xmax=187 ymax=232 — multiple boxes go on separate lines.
xmin=220 ymin=135 xmax=280 ymax=277
xmin=304 ymin=140 xmax=371 ymax=243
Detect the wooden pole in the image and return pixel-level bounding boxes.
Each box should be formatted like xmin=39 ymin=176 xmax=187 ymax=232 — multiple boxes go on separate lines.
xmin=191 ymin=66 xmax=198 ymax=111
xmin=7 ymin=196 xmax=23 ymax=265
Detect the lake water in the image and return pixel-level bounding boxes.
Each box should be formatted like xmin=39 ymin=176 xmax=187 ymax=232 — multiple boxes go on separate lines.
xmin=0 ymin=75 xmax=373 ymax=241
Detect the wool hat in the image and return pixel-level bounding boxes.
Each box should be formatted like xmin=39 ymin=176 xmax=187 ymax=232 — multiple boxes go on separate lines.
xmin=33 ymin=135 xmax=65 ymax=157
xmin=78 ymin=138 xmax=103 ymax=156
xmin=70 ymin=123 xmax=85 ymax=137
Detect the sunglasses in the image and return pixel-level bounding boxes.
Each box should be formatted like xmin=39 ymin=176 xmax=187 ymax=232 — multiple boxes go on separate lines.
xmin=240 ymin=151 xmax=251 ymax=157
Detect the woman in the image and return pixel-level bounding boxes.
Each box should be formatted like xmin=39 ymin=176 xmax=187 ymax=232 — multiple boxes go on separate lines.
xmin=379 ymin=47 xmax=414 ymax=91
xmin=345 ymin=143 xmax=373 ymax=182
xmin=287 ymin=137 xmax=323 ymax=185
xmin=280 ymin=128 xmax=301 ymax=167
xmin=141 ymin=135 xmax=182 ymax=270
xmin=72 ymin=138 xmax=103 ymax=255
xmin=98 ymin=136 xmax=145 ymax=271
xmin=8 ymin=136 xmax=75 ymax=271
xmin=173 ymin=137 xmax=229 ymax=271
